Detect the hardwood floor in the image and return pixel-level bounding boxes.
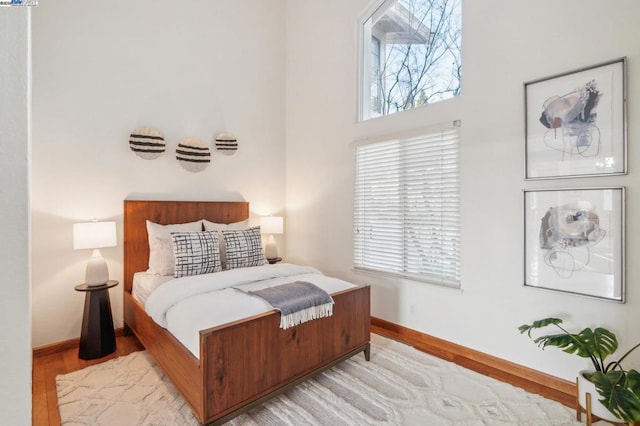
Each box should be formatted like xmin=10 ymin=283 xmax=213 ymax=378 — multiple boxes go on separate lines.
xmin=32 ymin=334 xmax=144 ymax=426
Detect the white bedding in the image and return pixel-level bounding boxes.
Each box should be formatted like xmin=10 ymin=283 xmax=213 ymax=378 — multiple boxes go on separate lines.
xmin=132 ymin=273 xmax=174 ymax=305
xmin=142 ymin=263 xmax=356 ymax=359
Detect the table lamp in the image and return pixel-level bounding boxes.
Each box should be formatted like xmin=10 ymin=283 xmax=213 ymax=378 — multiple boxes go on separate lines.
xmin=260 ymin=216 xmax=283 ymax=261
xmin=73 ymin=220 xmax=117 ymax=286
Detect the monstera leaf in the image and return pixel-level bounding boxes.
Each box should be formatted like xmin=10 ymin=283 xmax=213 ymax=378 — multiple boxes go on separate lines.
xmin=518 ymin=317 xmax=563 ymax=336
xmin=518 ymin=318 xmax=618 ymax=372
xmin=520 ymin=317 xmax=640 ymax=422
xmin=591 ymin=369 xmax=640 ymax=422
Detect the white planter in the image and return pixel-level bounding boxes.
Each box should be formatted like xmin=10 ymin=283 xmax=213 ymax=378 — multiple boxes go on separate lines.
xmin=577 ymin=369 xmax=620 ymax=422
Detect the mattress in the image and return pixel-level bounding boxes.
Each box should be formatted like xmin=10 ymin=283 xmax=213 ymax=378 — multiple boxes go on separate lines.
xmin=139 ymin=263 xmax=355 ymax=359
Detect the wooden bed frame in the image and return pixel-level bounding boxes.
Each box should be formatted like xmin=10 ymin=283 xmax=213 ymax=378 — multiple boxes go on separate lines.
xmin=123 ymin=200 xmax=371 ymax=425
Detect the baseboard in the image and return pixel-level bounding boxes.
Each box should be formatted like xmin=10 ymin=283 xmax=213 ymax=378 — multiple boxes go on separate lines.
xmin=371 ymin=317 xmax=576 ymax=408
xmin=32 ymin=327 xmax=127 ymax=358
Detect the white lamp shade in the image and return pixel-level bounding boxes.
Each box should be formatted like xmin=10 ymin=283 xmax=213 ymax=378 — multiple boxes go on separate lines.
xmin=260 ymin=216 xmax=283 ymax=235
xmin=73 ymin=221 xmax=117 ymax=250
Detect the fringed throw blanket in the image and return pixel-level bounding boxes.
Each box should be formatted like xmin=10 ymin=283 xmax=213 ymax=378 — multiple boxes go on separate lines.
xmin=241 ymin=281 xmax=334 ymax=329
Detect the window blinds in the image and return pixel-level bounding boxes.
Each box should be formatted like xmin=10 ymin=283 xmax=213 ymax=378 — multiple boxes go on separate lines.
xmin=353 ymin=126 xmax=460 ymax=287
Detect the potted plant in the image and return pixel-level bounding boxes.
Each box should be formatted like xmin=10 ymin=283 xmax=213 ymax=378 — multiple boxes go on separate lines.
xmin=518 ymin=317 xmax=640 ymax=423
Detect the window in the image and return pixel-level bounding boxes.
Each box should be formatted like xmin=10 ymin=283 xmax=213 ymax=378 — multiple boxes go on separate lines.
xmin=353 ymin=124 xmax=460 ymax=287
xmin=360 ymin=0 xmax=462 ymax=120
xmin=370 ymin=36 xmax=382 ymax=114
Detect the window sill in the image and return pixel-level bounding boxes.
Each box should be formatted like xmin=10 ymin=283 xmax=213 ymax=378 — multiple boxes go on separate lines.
xmin=352 ymin=266 xmax=461 ymax=290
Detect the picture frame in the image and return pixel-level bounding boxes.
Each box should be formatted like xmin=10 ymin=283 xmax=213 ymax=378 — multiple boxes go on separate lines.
xmin=523 ymin=187 xmax=625 ymax=302
xmin=524 ymin=58 xmax=627 ymax=179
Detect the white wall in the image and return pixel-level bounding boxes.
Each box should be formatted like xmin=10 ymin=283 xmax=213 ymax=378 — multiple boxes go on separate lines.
xmin=285 ymin=0 xmax=640 ymax=381
xmin=0 ymin=7 xmax=32 ymax=424
xmin=30 ymin=0 xmax=640 ymax=387
xmin=31 ymin=0 xmax=286 ymax=347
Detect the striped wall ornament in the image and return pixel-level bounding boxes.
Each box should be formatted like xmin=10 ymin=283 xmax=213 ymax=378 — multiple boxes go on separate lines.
xmin=176 ymin=137 xmax=211 ymax=172
xmin=214 ymin=132 xmax=238 ymax=155
xmin=129 ymin=126 xmax=165 ymax=160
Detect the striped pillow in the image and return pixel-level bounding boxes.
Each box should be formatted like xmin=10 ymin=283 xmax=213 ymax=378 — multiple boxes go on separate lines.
xmin=171 ymin=231 xmax=222 ymax=278
xmin=221 ymin=227 xmax=267 ymax=270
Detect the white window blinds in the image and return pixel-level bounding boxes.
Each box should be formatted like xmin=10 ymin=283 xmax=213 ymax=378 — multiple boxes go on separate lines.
xmin=353 ymin=125 xmax=461 ymax=287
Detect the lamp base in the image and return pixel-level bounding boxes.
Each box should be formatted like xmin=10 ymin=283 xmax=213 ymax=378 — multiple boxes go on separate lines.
xmin=265 ymin=236 xmax=278 ymax=260
xmin=85 ymin=249 xmax=109 ymax=286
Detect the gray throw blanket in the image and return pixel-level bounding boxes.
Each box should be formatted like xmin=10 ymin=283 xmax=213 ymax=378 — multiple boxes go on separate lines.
xmin=244 ymin=281 xmax=334 ymax=329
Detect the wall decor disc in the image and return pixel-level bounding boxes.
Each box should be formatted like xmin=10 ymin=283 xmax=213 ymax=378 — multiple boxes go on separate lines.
xmin=176 ymin=137 xmax=211 ymax=172
xmin=214 ymin=132 xmax=238 ymax=155
xmin=129 ymin=126 xmax=166 ymax=160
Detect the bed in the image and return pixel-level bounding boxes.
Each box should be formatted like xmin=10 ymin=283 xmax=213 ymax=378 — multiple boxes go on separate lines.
xmin=123 ymin=199 xmax=371 ymax=425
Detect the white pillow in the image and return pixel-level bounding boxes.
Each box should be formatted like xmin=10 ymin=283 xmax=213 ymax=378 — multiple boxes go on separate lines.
xmin=202 ymin=219 xmax=250 ymax=269
xmin=221 ymin=227 xmax=268 ymax=270
xmin=171 ymin=231 xmax=222 ymax=278
xmin=146 ymin=220 xmax=203 ymax=275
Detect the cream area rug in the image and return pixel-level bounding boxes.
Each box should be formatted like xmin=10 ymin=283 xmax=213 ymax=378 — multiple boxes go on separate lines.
xmin=56 ymin=334 xmax=582 ymax=425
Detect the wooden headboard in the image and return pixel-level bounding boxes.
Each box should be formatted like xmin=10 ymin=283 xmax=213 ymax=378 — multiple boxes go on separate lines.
xmin=123 ymin=200 xmax=250 ymax=293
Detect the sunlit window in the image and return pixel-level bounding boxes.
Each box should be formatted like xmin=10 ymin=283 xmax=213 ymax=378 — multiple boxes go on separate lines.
xmin=360 ymin=0 xmax=462 ymax=120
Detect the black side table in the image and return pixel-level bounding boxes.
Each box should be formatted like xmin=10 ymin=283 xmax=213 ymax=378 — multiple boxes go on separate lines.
xmin=74 ymin=280 xmax=118 ymax=360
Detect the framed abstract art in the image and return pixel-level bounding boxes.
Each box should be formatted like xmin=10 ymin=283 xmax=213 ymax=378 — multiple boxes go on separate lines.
xmin=524 ymin=58 xmax=627 ymax=179
xmin=523 ymin=187 xmax=625 ymax=302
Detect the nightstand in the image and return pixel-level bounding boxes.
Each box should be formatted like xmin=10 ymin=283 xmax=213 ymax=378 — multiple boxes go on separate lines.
xmin=74 ymin=280 xmax=118 ymax=360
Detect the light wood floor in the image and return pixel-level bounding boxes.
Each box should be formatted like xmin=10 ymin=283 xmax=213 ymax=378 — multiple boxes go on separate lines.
xmin=32 ymin=334 xmax=144 ymax=426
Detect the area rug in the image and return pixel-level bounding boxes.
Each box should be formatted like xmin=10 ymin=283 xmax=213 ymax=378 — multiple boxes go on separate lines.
xmin=56 ymin=334 xmax=582 ymax=425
